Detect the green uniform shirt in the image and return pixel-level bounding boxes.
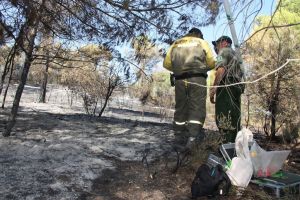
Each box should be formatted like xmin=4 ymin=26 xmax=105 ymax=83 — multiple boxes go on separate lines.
xmin=215 ymin=47 xmax=243 ymax=142
xmin=216 ymin=47 xmax=242 ymax=83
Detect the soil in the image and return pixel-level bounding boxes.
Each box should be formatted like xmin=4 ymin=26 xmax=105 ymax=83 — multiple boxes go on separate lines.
xmin=0 ymin=85 xmax=299 ymax=200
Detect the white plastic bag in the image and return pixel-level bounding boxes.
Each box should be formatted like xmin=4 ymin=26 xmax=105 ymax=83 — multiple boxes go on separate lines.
xmin=250 ymin=142 xmax=290 ymax=177
xmin=226 ymin=128 xmax=253 ymax=188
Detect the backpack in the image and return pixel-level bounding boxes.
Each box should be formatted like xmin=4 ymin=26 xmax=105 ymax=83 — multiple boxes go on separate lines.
xmin=191 ymin=164 xmax=231 ymax=199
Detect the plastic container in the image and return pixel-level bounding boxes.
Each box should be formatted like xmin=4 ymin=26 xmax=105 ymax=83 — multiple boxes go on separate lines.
xmin=207 ymin=154 xmax=225 ymax=168
xmin=250 ymin=142 xmax=290 ymax=177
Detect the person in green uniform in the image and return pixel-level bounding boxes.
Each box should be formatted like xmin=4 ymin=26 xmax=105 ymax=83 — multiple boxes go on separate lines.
xmin=209 ymin=36 xmax=244 ymax=143
xmin=163 ymin=28 xmax=215 ymax=148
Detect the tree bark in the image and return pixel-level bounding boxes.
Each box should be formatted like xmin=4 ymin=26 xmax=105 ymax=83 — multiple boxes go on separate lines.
xmin=270 ymin=75 xmax=281 ymax=140
xmin=0 ymin=48 xmax=16 ymax=96
xmin=39 ymin=51 xmax=49 ymax=103
xmin=1 ymin=64 xmax=14 ymax=108
xmin=0 ymin=62 xmax=10 ymax=96
xmin=98 ymin=81 xmax=115 ymax=117
xmin=3 ymin=24 xmax=38 ymax=137
xmin=294 ymin=81 xmax=300 ymax=131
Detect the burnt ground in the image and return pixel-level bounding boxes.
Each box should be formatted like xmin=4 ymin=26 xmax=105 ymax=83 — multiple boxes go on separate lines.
xmin=0 ymin=85 xmax=300 ymax=200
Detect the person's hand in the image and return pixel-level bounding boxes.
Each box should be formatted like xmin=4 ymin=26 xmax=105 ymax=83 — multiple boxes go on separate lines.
xmin=209 ymin=88 xmax=216 ymax=104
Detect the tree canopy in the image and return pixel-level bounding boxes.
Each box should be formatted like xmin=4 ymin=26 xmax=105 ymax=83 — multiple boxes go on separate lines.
xmin=0 ymin=0 xmax=221 ymax=45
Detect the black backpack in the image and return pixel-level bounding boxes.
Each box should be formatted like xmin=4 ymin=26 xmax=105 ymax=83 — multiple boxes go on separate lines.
xmin=191 ymin=164 xmax=231 ymax=199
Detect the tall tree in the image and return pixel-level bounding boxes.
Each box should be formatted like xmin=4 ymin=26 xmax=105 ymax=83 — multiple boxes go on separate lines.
xmin=245 ymin=0 xmax=300 ymax=140
xmin=37 ymin=34 xmax=53 ymax=103
xmin=2 ymin=0 xmax=43 ymax=136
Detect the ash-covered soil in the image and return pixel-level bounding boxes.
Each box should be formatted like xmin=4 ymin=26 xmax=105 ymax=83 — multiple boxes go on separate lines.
xmin=0 ymin=85 xmax=299 ymax=200
xmin=0 ymin=85 xmax=184 ymax=200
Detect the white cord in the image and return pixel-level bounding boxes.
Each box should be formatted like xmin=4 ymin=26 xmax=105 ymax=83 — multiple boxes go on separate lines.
xmin=183 ymin=58 xmax=300 ymax=88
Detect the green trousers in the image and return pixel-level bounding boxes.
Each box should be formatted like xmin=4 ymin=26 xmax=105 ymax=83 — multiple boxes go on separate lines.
xmin=173 ymin=76 xmax=207 ymax=143
xmin=215 ymin=84 xmax=242 ymax=143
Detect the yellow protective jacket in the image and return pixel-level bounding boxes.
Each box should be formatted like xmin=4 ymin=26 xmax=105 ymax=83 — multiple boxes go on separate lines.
xmin=163 ymin=35 xmax=215 ymax=76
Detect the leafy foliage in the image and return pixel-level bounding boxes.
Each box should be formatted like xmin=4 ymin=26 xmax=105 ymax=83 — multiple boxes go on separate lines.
xmin=245 ymin=0 xmax=300 ymax=140
xmin=0 ymin=0 xmax=222 ymax=46
xmin=58 ymin=44 xmax=124 ymax=116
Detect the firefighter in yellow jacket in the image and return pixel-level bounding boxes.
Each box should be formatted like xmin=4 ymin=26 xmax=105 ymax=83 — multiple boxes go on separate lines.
xmin=163 ymin=28 xmax=215 ymax=148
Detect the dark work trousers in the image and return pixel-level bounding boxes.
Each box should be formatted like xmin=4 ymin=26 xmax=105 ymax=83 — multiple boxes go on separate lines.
xmin=173 ymin=76 xmax=207 ymax=144
xmin=215 ymin=83 xmax=242 ymax=143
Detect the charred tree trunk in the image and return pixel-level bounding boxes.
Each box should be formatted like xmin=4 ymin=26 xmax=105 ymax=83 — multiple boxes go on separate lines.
xmin=0 ymin=47 xmax=17 ymax=95
xmin=39 ymin=51 xmax=49 ymax=103
xmin=245 ymin=94 xmax=251 ymax=128
xmin=0 ymin=61 xmax=10 ymax=96
xmin=2 ymin=0 xmax=47 ymax=136
xmin=294 ymin=81 xmax=300 ymax=119
xmin=0 ymin=23 xmax=26 ymax=96
xmin=3 ymin=24 xmax=38 ymax=137
xmin=270 ymin=74 xmax=281 ymax=140
xmin=82 ymin=93 xmax=91 ymax=115
xmin=1 ymin=64 xmax=14 ymax=108
xmin=93 ymin=98 xmax=98 ymax=116
xmin=270 ymin=99 xmax=277 ymax=140
xmin=98 ymin=80 xmax=116 ymax=117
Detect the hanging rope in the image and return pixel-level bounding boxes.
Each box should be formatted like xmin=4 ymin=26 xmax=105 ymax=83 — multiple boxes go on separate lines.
xmin=182 ymin=58 xmax=300 ymax=88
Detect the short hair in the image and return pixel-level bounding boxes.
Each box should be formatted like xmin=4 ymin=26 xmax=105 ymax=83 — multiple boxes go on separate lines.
xmin=212 ymin=36 xmax=232 ymax=46
xmin=188 ymin=28 xmax=203 ymax=39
